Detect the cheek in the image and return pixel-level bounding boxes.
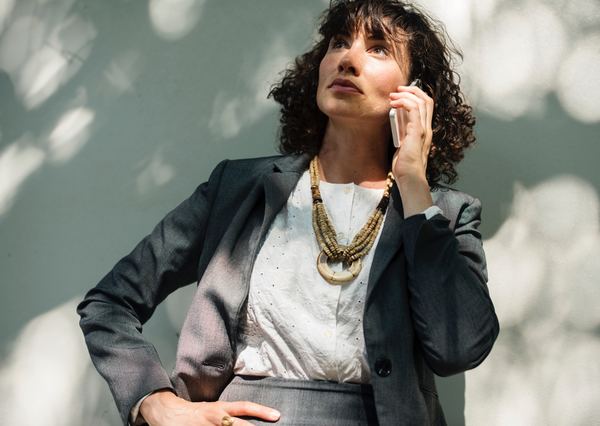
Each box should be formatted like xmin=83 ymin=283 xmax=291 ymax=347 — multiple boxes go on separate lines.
xmin=317 ymin=56 xmax=336 ymax=108
xmin=316 ymin=60 xmax=328 ymax=111
xmin=318 ymin=56 xmax=334 ymax=88
xmin=386 ymin=80 xmax=402 ymax=96
xmin=368 ymin=64 xmax=406 ymax=96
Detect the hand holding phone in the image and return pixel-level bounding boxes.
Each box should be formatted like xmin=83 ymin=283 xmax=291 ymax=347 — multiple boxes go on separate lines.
xmin=389 ymin=79 xmax=421 ymax=148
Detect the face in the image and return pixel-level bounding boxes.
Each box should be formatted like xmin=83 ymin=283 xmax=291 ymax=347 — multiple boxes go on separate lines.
xmin=316 ymin=28 xmax=410 ymax=124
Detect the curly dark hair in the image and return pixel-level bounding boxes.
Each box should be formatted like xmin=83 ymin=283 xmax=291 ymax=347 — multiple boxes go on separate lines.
xmin=268 ymin=0 xmax=476 ymax=185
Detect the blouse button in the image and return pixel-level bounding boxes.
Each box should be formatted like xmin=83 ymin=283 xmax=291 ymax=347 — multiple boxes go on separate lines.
xmin=374 ymin=357 xmax=392 ymax=377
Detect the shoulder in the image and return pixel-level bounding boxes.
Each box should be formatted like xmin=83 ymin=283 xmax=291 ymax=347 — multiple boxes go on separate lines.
xmin=203 ymin=153 xmax=309 ymax=198
xmin=221 ymin=154 xmax=281 ymax=172
xmin=203 ymin=154 xmax=283 ymax=188
xmin=215 ymin=153 xmax=308 ymax=178
xmin=430 ymin=184 xmax=481 ymax=229
xmin=431 ymin=183 xmax=478 ymax=208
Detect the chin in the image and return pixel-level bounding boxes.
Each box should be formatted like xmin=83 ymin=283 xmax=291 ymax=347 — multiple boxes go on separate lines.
xmin=325 ymin=106 xmax=387 ymax=125
xmin=318 ymin=98 xmax=359 ymax=119
xmin=318 ymin=93 xmax=388 ymax=123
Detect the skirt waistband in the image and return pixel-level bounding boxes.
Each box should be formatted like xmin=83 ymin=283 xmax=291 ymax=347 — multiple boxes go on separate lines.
xmin=218 ymin=375 xmax=378 ymax=425
xmin=230 ymin=374 xmax=374 ymax=393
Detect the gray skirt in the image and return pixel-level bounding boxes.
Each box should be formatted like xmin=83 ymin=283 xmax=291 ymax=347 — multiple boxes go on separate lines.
xmin=217 ymin=375 xmax=379 ymax=425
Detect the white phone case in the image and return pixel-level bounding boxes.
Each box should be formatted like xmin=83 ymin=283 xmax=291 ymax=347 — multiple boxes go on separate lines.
xmin=389 ymin=108 xmax=407 ymax=148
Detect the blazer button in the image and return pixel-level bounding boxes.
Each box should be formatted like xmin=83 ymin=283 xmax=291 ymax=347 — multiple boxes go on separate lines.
xmin=375 ymin=357 xmax=392 ymax=377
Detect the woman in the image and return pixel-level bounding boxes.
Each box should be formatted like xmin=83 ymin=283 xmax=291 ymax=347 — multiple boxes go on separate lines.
xmin=77 ymin=1 xmax=499 ymax=425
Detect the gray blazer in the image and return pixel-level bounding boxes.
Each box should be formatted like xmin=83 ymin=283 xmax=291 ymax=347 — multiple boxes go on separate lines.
xmin=77 ymin=153 xmax=499 ymax=425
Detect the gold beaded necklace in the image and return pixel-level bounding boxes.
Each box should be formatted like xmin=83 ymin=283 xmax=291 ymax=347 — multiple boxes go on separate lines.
xmin=310 ymin=156 xmax=394 ymax=284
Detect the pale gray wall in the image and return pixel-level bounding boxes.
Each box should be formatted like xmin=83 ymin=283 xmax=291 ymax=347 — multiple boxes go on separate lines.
xmin=1 ymin=1 xmax=599 ymax=425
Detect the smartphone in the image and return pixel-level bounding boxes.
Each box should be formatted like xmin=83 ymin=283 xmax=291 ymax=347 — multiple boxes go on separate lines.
xmin=389 ymin=78 xmax=421 ymax=148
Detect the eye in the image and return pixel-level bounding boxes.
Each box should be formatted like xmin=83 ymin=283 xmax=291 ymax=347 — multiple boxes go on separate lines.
xmin=371 ymin=45 xmax=389 ymax=56
xmin=330 ymin=37 xmax=348 ymax=49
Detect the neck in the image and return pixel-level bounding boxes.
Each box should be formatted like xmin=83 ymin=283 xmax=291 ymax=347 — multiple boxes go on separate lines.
xmin=318 ymin=118 xmax=391 ymax=188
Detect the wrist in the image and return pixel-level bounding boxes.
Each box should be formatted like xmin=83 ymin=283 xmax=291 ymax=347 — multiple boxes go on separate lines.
xmin=140 ymin=389 xmax=177 ymax=424
xmin=393 ymin=174 xmax=433 ymax=218
xmin=394 ymin=173 xmax=429 ymax=193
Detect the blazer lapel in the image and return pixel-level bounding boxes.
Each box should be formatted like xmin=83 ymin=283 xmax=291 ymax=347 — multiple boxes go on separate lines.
xmin=366 ymin=185 xmax=405 ymax=301
xmin=260 ymin=154 xmax=311 ymax=241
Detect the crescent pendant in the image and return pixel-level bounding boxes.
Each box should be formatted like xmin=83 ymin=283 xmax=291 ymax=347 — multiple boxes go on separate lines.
xmin=316 ymin=250 xmax=362 ymax=284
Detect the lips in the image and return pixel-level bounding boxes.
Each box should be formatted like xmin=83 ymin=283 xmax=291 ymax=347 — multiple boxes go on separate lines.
xmin=329 ymin=78 xmax=362 ymax=93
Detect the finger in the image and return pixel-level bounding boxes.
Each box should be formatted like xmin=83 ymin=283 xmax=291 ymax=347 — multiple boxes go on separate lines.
xmin=422 ymin=96 xmax=433 ymax=166
xmin=422 ymin=144 xmax=430 ymax=169
xmin=228 ymin=417 xmax=255 ymax=426
xmin=393 ymin=85 xmax=433 ymax=127
xmin=392 ymin=87 xmax=434 ymax=166
xmin=220 ymin=401 xmax=281 ymax=422
xmin=395 ymin=84 xmax=432 ymax=102
xmin=423 ymin=92 xmax=434 ymax=139
xmin=422 ymin=133 xmax=432 ymax=166
xmin=206 ymin=411 xmax=255 ymax=426
xmin=389 ymin=91 xmax=427 ymax=129
xmin=389 ymin=93 xmax=427 ymax=131
xmin=389 ymin=98 xmax=424 ymax=140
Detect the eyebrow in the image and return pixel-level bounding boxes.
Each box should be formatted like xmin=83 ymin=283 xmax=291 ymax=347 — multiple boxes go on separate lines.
xmin=367 ymin=35 xmax=389 ymax=43
xmin=367 ymin=28 xmax=387 ymax=40
xmin=332 ymin=31 xmax=390 ymax=42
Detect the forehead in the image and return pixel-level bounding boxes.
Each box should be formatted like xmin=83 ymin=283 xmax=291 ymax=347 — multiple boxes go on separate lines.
xmin=325 ymin=11 xmax=409 ymax=59
xmin=330 ymin=14 xmax=396 ymax=40
xmin=335 ymin=17 xmax=408 ymax=55
xmin=322 ymin=1 xmax=407 ymax=40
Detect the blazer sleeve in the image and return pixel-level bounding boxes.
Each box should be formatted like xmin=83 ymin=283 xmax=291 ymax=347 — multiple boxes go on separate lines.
xmin=76 ymin=159 xmax=228 ymax=425
xmin=401 ymin=196 xmax=499 ymax=377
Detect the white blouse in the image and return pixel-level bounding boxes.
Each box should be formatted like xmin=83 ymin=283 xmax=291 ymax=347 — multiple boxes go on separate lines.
xmin=233 ymin=170 xmax=387 ymax=384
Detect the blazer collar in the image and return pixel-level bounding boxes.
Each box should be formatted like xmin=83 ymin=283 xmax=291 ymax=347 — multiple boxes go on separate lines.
xmin=271 ymin=153 xmax=312 ymax=174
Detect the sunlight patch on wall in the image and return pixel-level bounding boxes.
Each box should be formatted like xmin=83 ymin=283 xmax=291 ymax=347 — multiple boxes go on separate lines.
xmin=0 ymin=15 xmax=44 ymax=77
xmin=46 ymin=106 xmax=95 ymax=164
xmin=136 ymin=148 xmax=176 ymax=194
xmin=470 ymin=0 xmax=497 ymax=23
xmin=0 ymin=89 xmax=95 ymax=218
xmin=419 ymin=0 xmax=474 ymax=47
xmin=468 ymin=2 xmax=566 ymax=120
xmin=19 ymin=46 xmax=69 ymax=109
xmin=0 ymin=0 xmax=98 ymax=218
xmin=149 ymin=0 xmax=206 ymax=41
xmin=0 ymin=298 xmax=115 ymax=426
xmin=0 ymin=5 xmax=96 ymax=110
xmin=546 ymin=339 xmax=600 ymax=424
xmin=416 ymin=0 xmax=599 ymax=123
xmin=465 ymin=175 xmax=600 ymax=426
xmin=0 ymin=134 xmax=45 ymax=216
xmin=0 ymin=0 xmax=15 ymax=34
xmin=561 ymin=0 xmax=600 ymax=29
xmin=104 ymin=50 xmax=142 ymax=95
xmin=556 ymin=32 xmax=600 ymax=123
xmin=20 ymin=14 xmax=96 ymax=110
xmin=209 ymin=38 xmax=292 ymax=139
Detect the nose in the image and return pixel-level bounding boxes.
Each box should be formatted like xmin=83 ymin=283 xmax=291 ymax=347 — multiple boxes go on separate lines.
xmin=337 ymin=44 xmax=362 ymax=76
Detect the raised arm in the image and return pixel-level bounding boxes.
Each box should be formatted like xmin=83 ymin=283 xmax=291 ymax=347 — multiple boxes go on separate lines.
xmin=389 ymin=81 xmax=498 ymax=376
xmin=401 ymin=196 xmax=499 ymax=376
